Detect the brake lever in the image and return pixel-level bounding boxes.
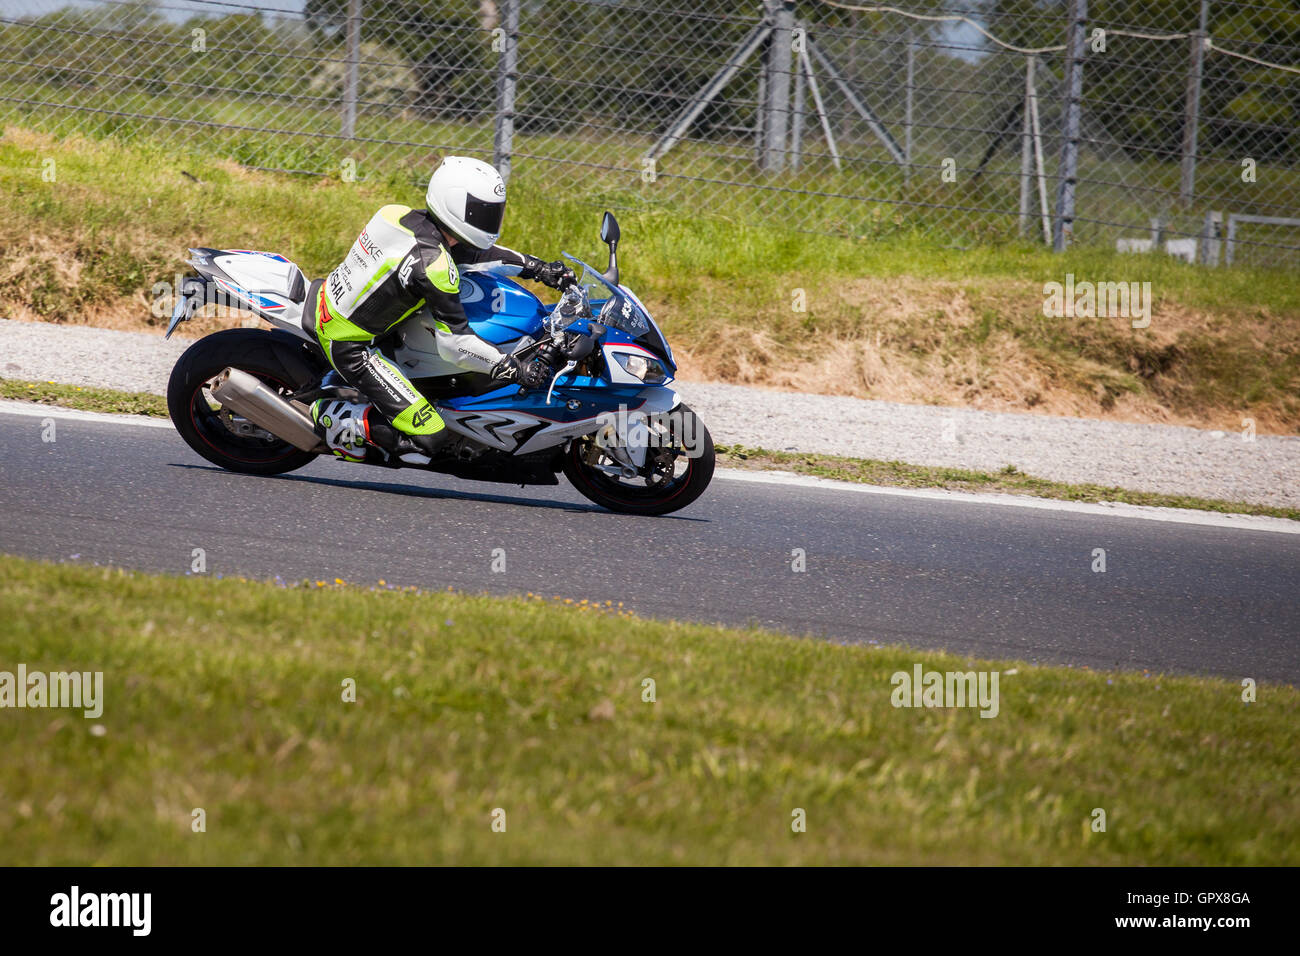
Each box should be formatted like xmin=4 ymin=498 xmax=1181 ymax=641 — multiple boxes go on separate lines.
xmin=545 ymin=360 xmax=577 ymax=406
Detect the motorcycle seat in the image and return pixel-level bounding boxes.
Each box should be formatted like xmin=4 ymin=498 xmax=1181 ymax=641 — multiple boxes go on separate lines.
xmin=301 ymin=278 xmax=325 ymax=339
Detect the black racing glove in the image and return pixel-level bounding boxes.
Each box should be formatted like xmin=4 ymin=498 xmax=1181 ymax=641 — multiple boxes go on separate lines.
xmin=490 ymin=354 xmax=520 ymax=382
xmin=518 ymin=359 xmax=553 ymax=390
xmin=530 ymin=258 xmax=577 ymax=290
xmin=490 ymin=354 xmax=552 ymax=390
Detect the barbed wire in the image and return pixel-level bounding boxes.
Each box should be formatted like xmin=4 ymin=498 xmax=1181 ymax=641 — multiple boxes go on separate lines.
xmin=812 ymin=0 xmax=1300 ymax=76
xmin=1209 ymin=40 xmax=1300 ymax=75
xmin=812 ymin=0 xmax=1069 ymax=53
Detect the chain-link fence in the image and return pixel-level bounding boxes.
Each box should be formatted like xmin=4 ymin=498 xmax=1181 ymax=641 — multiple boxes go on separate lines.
xmin=2 ymin=0 xmax=1298 ymax=267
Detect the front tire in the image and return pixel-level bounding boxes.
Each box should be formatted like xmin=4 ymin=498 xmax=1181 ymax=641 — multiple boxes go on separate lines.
xmin=167 ymin=329 xmax=323 ymax=476
xmin=563 ymin=403 xmax=714 ymax=516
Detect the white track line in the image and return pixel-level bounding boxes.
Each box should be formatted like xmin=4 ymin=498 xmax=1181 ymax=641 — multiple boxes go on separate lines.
xmin=0 ymin=399 xmax=173 ymax=428
xmin=4 ymin=399 xmax=1296 ymax=535
xmin=715 ymin=467 xmax=1300 ymax=535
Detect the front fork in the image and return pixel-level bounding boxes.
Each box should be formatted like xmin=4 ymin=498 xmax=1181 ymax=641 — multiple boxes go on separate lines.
xmin=586 ymin=404 xmax=681 ymax=479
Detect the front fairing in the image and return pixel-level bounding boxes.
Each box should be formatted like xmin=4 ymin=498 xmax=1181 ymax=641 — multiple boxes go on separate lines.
xmin=561 ymin=255 xmax=676 ymax=372
xmin=429 ymin=259 xmax=679 ymax=406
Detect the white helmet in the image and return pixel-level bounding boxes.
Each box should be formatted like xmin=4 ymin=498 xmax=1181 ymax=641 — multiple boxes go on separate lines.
xmin=425 ymin=156 xmax=506 ymax=250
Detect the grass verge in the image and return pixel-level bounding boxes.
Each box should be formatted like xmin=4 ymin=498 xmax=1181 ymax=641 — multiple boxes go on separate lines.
xmin=0 ymin=554 xmax=1295 ymax=864
xmin=0 ymin=378 xmax=167 ymax=417
xmin=2 ymin=378 xmax=1292 ymax=522
xmin=716 ymin=444 xmax=1300 ymax=522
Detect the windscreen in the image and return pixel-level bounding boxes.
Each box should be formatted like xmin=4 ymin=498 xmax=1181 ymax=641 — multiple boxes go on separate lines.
xmin=563 ymin=253 xmax=673 ymax=368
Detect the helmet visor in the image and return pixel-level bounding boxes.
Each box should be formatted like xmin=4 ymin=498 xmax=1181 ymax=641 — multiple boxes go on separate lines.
xmin=463 ymin=195 xmax=504 ymax=236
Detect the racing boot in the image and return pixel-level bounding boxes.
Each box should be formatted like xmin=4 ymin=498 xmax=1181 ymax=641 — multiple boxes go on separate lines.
xmin=312 ymin=399 xmax=454 ymax=464
xmin=367 ymin=417 xmax=455 ymax=464
xmin=310 ymin=399 xmax=371 ymax=462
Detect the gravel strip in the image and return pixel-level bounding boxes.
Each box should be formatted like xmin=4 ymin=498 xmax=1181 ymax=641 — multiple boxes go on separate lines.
xmin=677 ymin=382 xmax=1300 ymax=509
xmin=1 ymin=318 xmax=193 ymax=395
xmin=4 ymin=317 xmax=1297 ymax=508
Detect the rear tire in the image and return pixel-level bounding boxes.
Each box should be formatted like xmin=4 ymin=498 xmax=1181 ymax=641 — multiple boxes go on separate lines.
xmin=167 ymin=329 xmax=323 ymax=476
xmin=563 ymin=403 xmax=714 ymax=516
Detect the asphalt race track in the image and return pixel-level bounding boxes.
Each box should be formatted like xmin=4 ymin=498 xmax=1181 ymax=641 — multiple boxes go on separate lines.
xmin=2 ymin=407 xmax=1296 ymax=683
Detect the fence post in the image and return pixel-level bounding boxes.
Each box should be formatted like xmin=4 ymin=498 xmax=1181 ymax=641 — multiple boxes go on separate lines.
xmin=790 ymin=25 xmax=806 ymax=172
xmin=1030 ymin=58 xmax=1052 ymax=244
xmin=1200 ymin=209 xmax=1222 ymax=265
xmin=763 ymin=0 xmax=795 ymax=173
xmin=1053 ymin=0 xmax=1087 ymax=252
xmin=903 ymin=24 xmax=915 ymax=183
xmin=341 ymin=0 xmax=361 ymax=139
xmin=1179 ymin=0 xmax=1210 ymax=207
xmin=1150 ymin=215 xmax=1166 ymax=248
xmin=493 ymin=0 xmax=520 ymax=182
xmin=1019 ymin=56 xmax=1034 ymax=236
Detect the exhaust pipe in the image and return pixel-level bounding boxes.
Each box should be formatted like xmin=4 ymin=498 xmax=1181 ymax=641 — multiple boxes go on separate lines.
xmin=209 ymin=367 xmax=324 ymax=453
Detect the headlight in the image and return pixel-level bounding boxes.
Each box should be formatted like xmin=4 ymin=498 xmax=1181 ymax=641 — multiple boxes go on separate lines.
xmin=613 ymin=351 xmax=667 ymax=384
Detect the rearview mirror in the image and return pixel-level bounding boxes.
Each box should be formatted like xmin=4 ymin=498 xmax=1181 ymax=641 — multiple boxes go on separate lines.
xmin=600 ymin=212 xmax=620 ymax=286
xmin=600 ymin=211 xmax=620 ymax=245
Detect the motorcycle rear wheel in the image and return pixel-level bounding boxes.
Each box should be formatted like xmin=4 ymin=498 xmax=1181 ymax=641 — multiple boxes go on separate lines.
xmin=167 ymin=329 xmax=322 ymax=476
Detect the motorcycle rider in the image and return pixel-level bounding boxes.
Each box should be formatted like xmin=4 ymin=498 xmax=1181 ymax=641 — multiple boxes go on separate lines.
xmin=305 ymin=155 xmax=575 ymax=462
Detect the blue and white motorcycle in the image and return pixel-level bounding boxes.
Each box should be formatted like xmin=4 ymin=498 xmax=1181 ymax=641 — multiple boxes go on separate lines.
xmin=164 ymin=212 xmax=714 ymax=516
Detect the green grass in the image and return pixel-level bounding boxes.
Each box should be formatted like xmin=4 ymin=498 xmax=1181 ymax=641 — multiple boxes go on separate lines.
xmin=5 ymin=377 xmax=1292 ymax=521
xmin=0 ymin=554 xmax=1295 ymax=865
xmin=2 ymin=126 xmax=1298 ymax=430
xmin=4 ymin=121 xmax=1297 ymax=309
xmin=6 ymin=75 xmax=1299 ymax=268
xmin=0 ymin=378 xmax=167 ymax=417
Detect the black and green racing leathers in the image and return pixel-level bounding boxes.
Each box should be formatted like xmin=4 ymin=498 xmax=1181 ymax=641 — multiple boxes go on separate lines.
xmin=308 ymin=203 xmax=558 ymax=450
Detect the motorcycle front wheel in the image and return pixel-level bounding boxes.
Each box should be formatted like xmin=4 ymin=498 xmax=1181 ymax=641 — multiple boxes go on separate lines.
xmin=562 ymin=403 xmax=715 ymax=516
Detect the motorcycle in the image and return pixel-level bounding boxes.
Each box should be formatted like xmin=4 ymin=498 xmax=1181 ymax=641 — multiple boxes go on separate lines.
xmin=163 ymin=211 xmax=714 ymax=516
